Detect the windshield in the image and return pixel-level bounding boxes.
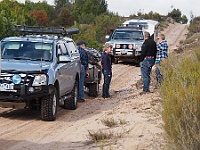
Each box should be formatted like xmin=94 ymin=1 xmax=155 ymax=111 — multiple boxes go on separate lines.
xmin=112 ymin=30 xmax=144 ymax=40
xmin=1 ymin=41 xmax=53 ymax=61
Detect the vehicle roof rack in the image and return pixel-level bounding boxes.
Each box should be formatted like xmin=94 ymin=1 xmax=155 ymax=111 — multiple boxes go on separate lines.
xmin=118 ymin=24 xmax=144 ymax=30
xmin=15 ymin=25 xmax=79 ymax=36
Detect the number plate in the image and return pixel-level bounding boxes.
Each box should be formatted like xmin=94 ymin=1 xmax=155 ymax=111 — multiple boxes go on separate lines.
xmin=0 ymin=83 xmax=14 ymax=91
xmin=121 ymin=49 xmax=127 ymax=54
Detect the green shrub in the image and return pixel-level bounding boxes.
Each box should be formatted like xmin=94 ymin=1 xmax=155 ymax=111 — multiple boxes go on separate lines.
xmin=160 ymin=50 xmax=200 ymax=149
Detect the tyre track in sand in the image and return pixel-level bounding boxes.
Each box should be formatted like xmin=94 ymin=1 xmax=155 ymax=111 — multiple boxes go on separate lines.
xmin=161 ymin=22 xmax=189 ymax=52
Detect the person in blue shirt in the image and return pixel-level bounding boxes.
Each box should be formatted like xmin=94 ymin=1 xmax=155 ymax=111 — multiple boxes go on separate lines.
xmin=77 ymin=40 xmax=89 ymax=102
xmin=155 ymin=33 xmax=168 ymax=87
xmin=101 ymin=43 xmax=112 ymax=98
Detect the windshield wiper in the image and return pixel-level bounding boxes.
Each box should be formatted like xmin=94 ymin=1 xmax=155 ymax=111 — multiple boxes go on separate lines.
xmin=13 ymin=57 xmax=33 ymax=60
xmin=30 ymin=58 xmax=50 ymax=61
xmin=10 ymin=57 xmax=50 ymax=61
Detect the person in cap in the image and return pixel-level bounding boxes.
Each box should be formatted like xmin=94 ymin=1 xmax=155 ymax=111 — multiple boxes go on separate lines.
xmin=77 ymin=40 xmax=89 ymax=102
xmin=101 ymin=43 xmax=113 ymax=98
xmin=140 ymin=31 xmax=157 ymax=94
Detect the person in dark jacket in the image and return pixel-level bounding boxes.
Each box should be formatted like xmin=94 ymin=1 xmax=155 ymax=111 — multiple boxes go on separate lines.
xmin=140 ymin=31 xmax=157 ymax=94
xmin=101 ymin=43 xmax=112 ymax=98
xmin=77 ymin=40 xmax=89 ymax=102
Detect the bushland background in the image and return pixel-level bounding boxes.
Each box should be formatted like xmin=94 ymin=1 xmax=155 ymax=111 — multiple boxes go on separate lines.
xmin=0 ymin=0 xmax=189 ymax=49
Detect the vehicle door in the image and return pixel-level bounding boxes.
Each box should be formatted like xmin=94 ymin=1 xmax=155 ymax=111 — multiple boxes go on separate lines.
xmin=56 ymin=40 xmax=72 ymax=96
xmin=65 ymin=40 xmax=80 ymax=91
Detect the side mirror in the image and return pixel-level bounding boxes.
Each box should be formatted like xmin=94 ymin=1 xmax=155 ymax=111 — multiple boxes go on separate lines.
xmin=58 ymin=55 xmax=71 ymax=63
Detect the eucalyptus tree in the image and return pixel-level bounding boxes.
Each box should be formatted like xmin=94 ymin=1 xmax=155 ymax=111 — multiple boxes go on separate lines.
xmin=72 ymin=0 xmax=107 ymax=24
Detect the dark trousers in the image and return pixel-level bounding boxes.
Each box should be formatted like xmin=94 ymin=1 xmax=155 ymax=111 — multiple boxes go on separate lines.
xmin=140 ymin=58 xmax=155 ymax=92
xmin=102 ymin=70 xmax=112 ymax=97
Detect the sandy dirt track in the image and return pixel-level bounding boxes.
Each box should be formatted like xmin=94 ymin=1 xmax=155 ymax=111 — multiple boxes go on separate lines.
xmin=0 ymin=23 xmax=188 ymax=150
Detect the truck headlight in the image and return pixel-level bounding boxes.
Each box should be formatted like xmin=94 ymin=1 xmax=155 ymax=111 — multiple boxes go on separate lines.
xmin=135 ymin=44 xmax=142 ymax=49
xmin=128 ymin=44 xmax=133 ymax=49
xmin=32 ymin=74 xmax=47 ymax=86
xmin=115 ymin=44 xmax=120 ymax=49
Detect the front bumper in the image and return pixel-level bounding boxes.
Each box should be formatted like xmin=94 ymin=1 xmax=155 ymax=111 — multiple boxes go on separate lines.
xmin=112 ymin=48 xmax=141 ymax=57
xmin=0 ymin=85 xmax=51 ymax=100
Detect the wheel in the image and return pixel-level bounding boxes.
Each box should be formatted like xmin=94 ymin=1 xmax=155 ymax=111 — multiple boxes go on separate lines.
xmin=98 ymin=70 xmax=102 ymax=84
xmin=135 ymin=56 xmax=140 ymax=67
xmin=88 ymin=82 xmax=99 ymax=97
xmin=41 ymin=87 xmax=58 ymax=121
xmin=64 ymin=80 xmax=78 ymax=110
xmin=114 ymin=58 xmax=119 ymax=64
xmin=135 ymin=62 xmax=140 ymax=67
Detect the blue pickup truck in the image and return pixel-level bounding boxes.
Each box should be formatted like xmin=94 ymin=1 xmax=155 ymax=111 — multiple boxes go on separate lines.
xmin=0 ymin=26 xmax=80 ymax=121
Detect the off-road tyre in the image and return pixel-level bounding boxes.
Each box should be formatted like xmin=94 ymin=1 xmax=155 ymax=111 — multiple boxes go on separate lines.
xmin=64 ymin=80 xmax=78 ymax=110
xmin=135 ymin=56 xmax=140 ymax=67
xmin=41 ymin=87 xmax=58 ymax=121
xmin=135 ymin=62 xmax=140 ymax=67
xmin=88 ymin=82 xmax=99 ymax=97
xmin=114 ymin=58 xmax=119 ymax=64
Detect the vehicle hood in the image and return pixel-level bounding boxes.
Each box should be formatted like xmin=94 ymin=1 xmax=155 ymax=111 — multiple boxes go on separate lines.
xmin=108 ymin=39 xmax=144 ymax=44
xmin=1 ymin=59 xmax=51 ymax=72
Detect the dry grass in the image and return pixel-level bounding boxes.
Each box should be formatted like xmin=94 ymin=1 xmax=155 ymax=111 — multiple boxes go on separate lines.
xmin=119 ymin=119 xmax=127 ymax=125
xmin=101 ymin=117 xmax=128 ymax=128
xmin=88 ymin=117 xmax=131 ymax=148
xmin=88 ymin=130 xmax=114 ymax=142
xmin=101 ymin=118 xmax=118 ymax=128
xmin=88 ymin=127 xmax=132 ymax=143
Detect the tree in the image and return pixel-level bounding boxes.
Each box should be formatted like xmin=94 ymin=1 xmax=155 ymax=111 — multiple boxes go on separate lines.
xmin=129 ymin=11 xmax=163 ymax=22
xmin=0 ymin=0 xmax=23 ymax=38
xmin=188 ymin=16 xmax=200 ymax=35
xmin=72 ymin=0 xmax=107 ymax=23
xmin=52 ymin=7 xmax=74 ymax=27
xmin=30 ymin=10 xmax=48 ymax=26
xmin=54 ymin=0 xmax=73 ymax=10
xmin=190 ymin=11 xmax=194 ymax=23
xmin=168 ymin=8 xmax=182 ymax=23
xmin=181 ymin=15 xmax=188 ymax=24
xmin=25 ymin=1 xmax=55 ymax=25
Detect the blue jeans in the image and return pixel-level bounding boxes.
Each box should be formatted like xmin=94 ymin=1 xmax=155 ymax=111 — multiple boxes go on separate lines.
xmin=102 ymin=70 xmax=112 ymax=97
xmin=78 ymin=65 xmax=86 ymax=100
xmin=155 ymin=64 xmax=163 ymax=86
xmin=140 ymin=58 xmax=155 ymax=92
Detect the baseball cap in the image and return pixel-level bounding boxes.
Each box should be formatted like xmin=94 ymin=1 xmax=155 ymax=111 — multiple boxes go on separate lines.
xmin=77 ymin=40 xmax=87 ymax=46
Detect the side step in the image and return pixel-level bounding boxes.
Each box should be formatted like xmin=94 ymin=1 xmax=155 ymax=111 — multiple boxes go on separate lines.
xmin=59 ymin=95 xmax=71 ymax=105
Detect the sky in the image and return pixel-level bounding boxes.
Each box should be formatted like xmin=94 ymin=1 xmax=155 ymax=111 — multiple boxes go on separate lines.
xmin=17 ymin=0 xmax=200 ymax=21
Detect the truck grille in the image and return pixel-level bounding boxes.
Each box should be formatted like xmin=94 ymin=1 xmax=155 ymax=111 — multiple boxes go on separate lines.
xmin=0 ymin=72 xmax=34 ymax=85
xmin=119 ymin=44 xmax=129 ymax=49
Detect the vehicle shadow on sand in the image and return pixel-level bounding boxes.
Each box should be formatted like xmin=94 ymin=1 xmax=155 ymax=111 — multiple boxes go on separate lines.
xmin=0 ymin=108 xmax=41 ymax=120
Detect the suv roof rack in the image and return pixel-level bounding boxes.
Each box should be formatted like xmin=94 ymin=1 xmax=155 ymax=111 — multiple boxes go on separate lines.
xmin=15 ymin=25 xmax=79 ymax=36
xmin=118 ymin=24 xmax=144 ymax=30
